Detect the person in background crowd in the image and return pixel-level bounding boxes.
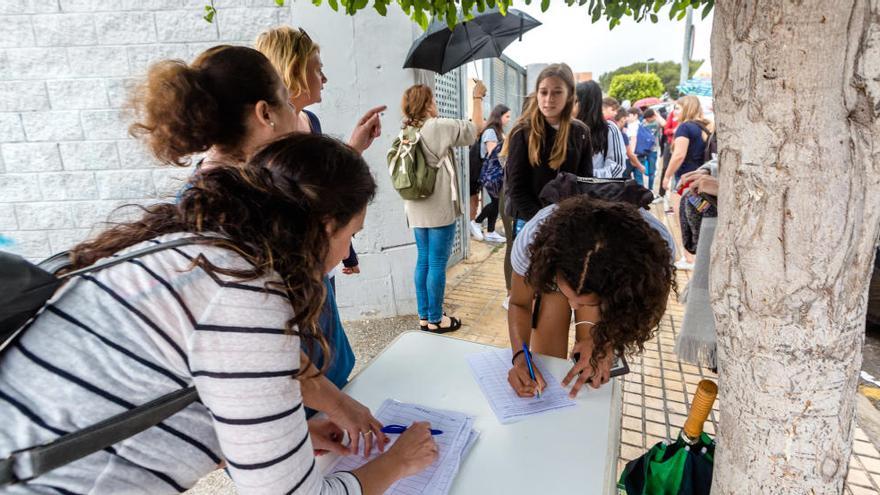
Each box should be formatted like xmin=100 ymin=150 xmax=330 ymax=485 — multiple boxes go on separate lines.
xmin=400 ymin=82 xmax=485 ymax=333
xmin=505 ymin=195 xmax=676 ymax=398
xmin=471 ymin=104 xmax=511 ymax=244
xmin=602 ymin=96 xmax=620 ymax=121
xmin=624 ymin=108 xmax=643 ymax=184
xmin=468 ymin=131 xmax=486 ymax=240
xmin=613 ymin=109 xmax=647 ymax=181
xmin=575 ymin=81 xmax=627 ymax=179
xmin=639 ymin=108 xmax=665 ymax=192
xmin=662 ymin=95 xmax=712 ymax=270
xmin=674 ymin=159 xmax=720 ymax=373
xmin=506 ymin=63 xmax=592 ymax=234
xmin=658 ymin=102 xmax=680 ymax=208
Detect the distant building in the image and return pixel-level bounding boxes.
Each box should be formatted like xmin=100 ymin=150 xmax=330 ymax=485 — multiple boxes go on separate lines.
xmin=575 ymin=72 xmax=593 ymax=82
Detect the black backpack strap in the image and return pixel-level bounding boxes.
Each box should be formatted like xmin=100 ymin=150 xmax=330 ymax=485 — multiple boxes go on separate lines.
xmin=1 ymin=236 xmax=217 ymax=486
xmin=0 ymin=387 xmax=198 ymax=485
xmin=60 ymin=236 xmax=210 ymax=279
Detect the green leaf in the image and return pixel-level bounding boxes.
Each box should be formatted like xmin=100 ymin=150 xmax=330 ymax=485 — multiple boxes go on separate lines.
xmin=591 ymin=6 xmax=602 ymax=23
xmin=445 ymin=6 xmax=457 ymax=27
xmin=312 ymin=0 xmax=322 ymax=6
xmin=540 ymin=0 xmax=550 ymax=12
xmin=413 ymin=8 xmax=429 ymax=29
xmin=275 ymin=0 xmax=285 ymax=6
xmin=328 ymin=0 xmax=338 ymax=10
xmin=701 ymin=0 xmax=714 ymax=19
xmin=374 ymin=0 xmax=387 ymax=15
xmin=650 ymin=12 xmax=658 ymax=22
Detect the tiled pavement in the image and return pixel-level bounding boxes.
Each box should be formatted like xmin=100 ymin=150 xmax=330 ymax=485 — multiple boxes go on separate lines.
xmin=444 ymin=204 xmax=880 ymax=494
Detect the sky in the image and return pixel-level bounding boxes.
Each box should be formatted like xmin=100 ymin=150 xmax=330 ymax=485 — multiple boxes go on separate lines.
xmin=494 ymin=3 xmax=713 ymax=79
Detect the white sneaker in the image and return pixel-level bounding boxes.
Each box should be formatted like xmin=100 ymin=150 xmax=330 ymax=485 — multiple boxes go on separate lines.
xmin=502 ymin=296 xmax=509 ymax=310
xmin=674 ymin=258 xmax=695 ymax=270
xmin=484 ymin=231 xmax=505 ymax=243
xmin=469 ymin=220 xmax=484 ymax=241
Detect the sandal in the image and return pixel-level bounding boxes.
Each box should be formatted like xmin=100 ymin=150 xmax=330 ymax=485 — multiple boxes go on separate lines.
xmin=418 ymin=318 xmax=429 ymax=331
xmin=426 ymin=315 xmax=462 ymax=334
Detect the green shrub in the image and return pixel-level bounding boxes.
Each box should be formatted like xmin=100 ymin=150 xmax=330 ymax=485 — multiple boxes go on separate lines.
xmin=608 ymin=72 xmax=665 ymax=103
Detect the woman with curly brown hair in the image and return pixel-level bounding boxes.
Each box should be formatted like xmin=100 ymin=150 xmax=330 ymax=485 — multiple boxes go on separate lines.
xmin=132 ymin=44 xmax=382 ymax=443
xmin=506 ymin=196 xmax=676 ymax=398
xmin=0 ymin=134 xmax=438 ymax=494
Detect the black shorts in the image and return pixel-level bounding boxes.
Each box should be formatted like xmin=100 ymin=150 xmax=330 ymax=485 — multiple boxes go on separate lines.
xmin=469 ymin=159 xmax=483 ymax=196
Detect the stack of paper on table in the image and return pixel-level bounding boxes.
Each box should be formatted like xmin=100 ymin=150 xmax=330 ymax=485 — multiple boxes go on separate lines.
xmin=326 ymin=399 xmax=478 ymax=495
xmin=466 ymin=347 xmax=576 ymax=424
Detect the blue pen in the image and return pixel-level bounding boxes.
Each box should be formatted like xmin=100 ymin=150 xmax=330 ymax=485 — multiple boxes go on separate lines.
xmin=381 ymin=424 xmax=443 ymax=435
xmin=522 ymin=342 xmax=542 ymax=399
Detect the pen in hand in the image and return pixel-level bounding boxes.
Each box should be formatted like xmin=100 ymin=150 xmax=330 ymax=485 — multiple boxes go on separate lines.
xmin=522 ymin=343 xmax=542 ymax=399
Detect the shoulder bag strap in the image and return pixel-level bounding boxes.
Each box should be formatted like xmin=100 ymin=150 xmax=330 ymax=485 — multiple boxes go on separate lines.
xmin=1 ymin=236 xmax=215 ymax=486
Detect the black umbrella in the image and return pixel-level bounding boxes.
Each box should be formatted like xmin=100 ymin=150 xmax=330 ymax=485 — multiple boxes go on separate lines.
xmin=403 ymin=8 xmax=542 ymax=75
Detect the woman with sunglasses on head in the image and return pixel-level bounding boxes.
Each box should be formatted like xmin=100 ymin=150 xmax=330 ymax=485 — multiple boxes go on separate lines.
xmin=137 ymin=45 xmax=388 ymax=457
xmin=256 ymin=27 xmax=396 ymax=442
xmin=506 ymin=195 xmax=677 ymax=398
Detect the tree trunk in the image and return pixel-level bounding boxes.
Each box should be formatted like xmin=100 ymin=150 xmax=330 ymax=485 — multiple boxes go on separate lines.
xmin=710 ymin=0 xmax=880 ymax=493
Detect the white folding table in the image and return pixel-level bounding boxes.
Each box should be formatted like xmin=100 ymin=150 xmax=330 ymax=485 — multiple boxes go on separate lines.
xmin=316 ymin=331 xmax=622 ymax=495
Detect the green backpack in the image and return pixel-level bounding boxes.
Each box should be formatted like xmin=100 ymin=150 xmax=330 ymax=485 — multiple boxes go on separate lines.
xmin=387 ymin=125 xmax=436 ymax=200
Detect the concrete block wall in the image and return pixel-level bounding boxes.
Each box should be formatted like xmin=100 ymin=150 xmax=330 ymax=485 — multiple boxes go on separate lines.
xmin=0 ymin=0 xmax=425 ymax=319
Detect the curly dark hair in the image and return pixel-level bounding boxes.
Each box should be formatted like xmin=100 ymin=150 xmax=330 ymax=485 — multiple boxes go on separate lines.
xmin=70 ymin=133 xmax=377 ymax=376
xmin=525 ymin=196 xmax=676 ymax=371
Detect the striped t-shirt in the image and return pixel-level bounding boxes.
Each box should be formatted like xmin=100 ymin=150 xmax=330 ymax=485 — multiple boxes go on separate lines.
xmin=0 ymin=233 xmax=360 ymax=494
xmin=511 ymin=204 xmax=676 ymax=277
xmin=592 ymin=122 xmax=628 ymax=179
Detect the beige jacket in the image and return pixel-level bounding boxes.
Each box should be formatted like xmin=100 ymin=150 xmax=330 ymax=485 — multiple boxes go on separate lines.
xmin=403 ymin=117 xmax=478 ymax=228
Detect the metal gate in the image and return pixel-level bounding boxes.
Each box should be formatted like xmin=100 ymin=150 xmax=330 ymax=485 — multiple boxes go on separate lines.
xmin=483 ymin=55 xmax=528 ymax=119
xmin=433 ymin=67 xmax=469 ymax=265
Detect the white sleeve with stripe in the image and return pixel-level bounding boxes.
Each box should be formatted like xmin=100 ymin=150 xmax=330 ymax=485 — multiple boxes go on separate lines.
xmin=187 ymin=280 xmax=362 ymax=495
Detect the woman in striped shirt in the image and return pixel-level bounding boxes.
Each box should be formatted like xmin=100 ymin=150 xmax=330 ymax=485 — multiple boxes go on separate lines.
xmin=150 ymin=45 xmax=389 ymax=457
xmin=0 ymin=48 xmax=438 ymax=494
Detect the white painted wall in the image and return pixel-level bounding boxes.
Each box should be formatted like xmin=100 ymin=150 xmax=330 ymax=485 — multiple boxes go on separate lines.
xmin=0 ymin=0 xmax=424 ymax=320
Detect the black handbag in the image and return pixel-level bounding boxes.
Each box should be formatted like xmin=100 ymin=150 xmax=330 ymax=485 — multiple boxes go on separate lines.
xmin=538 ymin=172 xmax=655 ymax=209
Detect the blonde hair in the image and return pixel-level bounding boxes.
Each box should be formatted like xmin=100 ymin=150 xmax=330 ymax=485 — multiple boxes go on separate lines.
xmin=517 ymin=63 xmax=576 ymax=170
xmin=676 ymin=95 xmax=711 ymax=129
xmin=255 ymin=26 xmax=319 ymax=100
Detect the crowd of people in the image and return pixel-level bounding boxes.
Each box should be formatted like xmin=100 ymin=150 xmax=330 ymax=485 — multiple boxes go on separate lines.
xmin=0 ymin=24 xmax=720 ymax=494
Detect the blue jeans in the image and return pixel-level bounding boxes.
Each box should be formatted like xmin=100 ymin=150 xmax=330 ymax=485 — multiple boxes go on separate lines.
xmin=626 ymin=163 xmax=644 ymax=186
xmin=414 ymin=223 xmax=457 ymax=322
xmin=640 ymin=151 xmax=658 ymax=190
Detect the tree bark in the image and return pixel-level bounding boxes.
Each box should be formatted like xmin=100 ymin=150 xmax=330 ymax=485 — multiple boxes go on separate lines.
xmin=710 ymin=1 xmax=880 ymax=493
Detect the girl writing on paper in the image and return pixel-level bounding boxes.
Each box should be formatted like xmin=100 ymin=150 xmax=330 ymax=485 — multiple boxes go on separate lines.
xmin=506 ymin=195 xmax=677 ymax=398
